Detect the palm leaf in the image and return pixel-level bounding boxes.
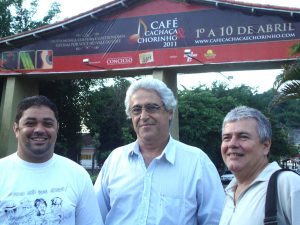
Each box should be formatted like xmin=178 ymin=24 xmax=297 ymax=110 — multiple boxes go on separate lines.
xmin=271 ymin=42 xmax=300 ymax=106
xmin=289 ymin=42 xmax=300 ymax=55
xmin=272 ymin=80 xmax=300 ymax=104
xmin=273 ymin=63 xmax=300 ymax=89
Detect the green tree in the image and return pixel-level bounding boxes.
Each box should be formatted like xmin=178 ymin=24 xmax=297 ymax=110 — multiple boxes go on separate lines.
xmin=269 ymin=117 xmax=298 ymax=162
xmin=270 ymin=42 xmax=300 ymax=158
xmin=0 ymin=0 xmax=17 ymax=37
xmin=82 ymin=78 xmax=132 ymax=164
xmin=178 ymin=82 xmax=297 ymax=171
xmin=0 ymin=0 xmax=61 ymax=37
xmin=39 ymin=79 xmax=98 ymax=162
xmin=11 ymin=0 xmax=60 ymax=33
xmin=272 ymin=42 xmax=300 ymax=105
xmin=2 ymin=1 xmax=99 ymax=162
xmin=178 ymin=82 xmax=257 ymax=170
xmin=78 ymin=79 xmax=298 ymax=169
xmin=271 ymin=100 xmax=300 ymax=128
xmin=179 ymin=85 xmax=227 ymax=168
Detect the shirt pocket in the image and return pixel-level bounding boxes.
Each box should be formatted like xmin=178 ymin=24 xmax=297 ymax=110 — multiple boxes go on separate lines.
xmin=157 ymin=194 xmax=183 ymax=225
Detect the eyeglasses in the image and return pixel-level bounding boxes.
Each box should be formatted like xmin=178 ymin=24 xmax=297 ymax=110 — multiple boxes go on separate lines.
xmin=130 ymin=103 xmax=164 ymax=116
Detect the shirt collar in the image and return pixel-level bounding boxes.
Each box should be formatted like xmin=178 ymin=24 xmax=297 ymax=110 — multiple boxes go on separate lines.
xmin=126 ymin=141 xmax=139 ymax=160
xmin=225 ymin=161 xmax=281 ymax=194
xmin=162 ymin=136 xmax=176 ymax=165
xmin=253 ymin=161 xmax=281 ymax=182
xmin=127 ymin=136 xmax=176 ymax=165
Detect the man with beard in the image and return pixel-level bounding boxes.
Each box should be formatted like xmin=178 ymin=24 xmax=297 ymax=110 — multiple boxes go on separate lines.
xmin=0 ymin=95 xmax=103 ymax=225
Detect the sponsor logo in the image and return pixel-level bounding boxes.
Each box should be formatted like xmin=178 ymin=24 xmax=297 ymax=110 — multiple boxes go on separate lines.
xmin=139 ymin=52 xmax=154 ymax=64
xmin=204 ymin=49 xmax=216 ymax=59
xmin=184 ymin=51 xmax=197 ymax=63
xmin=106 ymin=57 xmax=133 ymax=65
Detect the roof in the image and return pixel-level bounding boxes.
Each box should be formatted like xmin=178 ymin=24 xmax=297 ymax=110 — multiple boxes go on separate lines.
xmin=1 ymin=0 xmax=300 ymax=50
xmin=191 ymin=0 xmax=300 ymax=12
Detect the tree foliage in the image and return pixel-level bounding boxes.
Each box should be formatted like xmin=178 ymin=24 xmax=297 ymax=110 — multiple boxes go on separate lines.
xmin=178 ymin=82 xmax=298 ymax=171
xmin=83 ymin=79 xmax=298 ymax=170
xmin=39 ymin=79 xmax=99 ymax=161
xmin=272 ymin=42 xmax=300 ymax=105
xmin=2 ymin=1 xmax=96 ymax=162
xmin=0 ymin=0 xmax=17 ymax=37
xmin=82 ymin=78 xmax=133 ymax=164
xmin=0 ymin=0 xmax=61 ymax=37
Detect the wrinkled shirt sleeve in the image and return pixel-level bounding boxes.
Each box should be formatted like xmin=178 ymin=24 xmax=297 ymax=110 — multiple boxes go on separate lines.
xmin=94 ymin=160 xmax=110 ymax=223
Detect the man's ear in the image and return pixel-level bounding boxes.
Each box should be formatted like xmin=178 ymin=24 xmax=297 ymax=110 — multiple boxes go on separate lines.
xmin=13 ymin=122 xmax=19 ymax=138
xmin=263 ymin=139 xmax=271 ymax=156
xmin=168 ymin=110 xmax=173 ymax=121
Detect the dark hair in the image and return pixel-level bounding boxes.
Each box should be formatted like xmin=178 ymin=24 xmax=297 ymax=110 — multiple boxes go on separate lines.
xmin=15 ymin=95 xmax=59 ymax=123
xmin=34 ymin=198 xmax=47 ymax=208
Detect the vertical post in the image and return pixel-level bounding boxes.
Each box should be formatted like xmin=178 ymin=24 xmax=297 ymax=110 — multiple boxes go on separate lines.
xmin=0 ymin=77 xmax=38 ymax=158
xmin=152 ymin=69 xmax=179 ymax=140
xmin=0 ymin=78 xmax=5 ymax=132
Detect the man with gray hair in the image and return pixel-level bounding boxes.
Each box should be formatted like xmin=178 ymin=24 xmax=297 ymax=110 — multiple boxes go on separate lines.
xmin=219 ymin=106 xmax=300 ymax=225
xmin=94 ymin=78 xmax=225 ymax=225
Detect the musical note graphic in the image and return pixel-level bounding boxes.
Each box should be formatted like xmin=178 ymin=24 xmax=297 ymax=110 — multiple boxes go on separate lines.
xmin=129 ymin=19 xmax=147 ymax=43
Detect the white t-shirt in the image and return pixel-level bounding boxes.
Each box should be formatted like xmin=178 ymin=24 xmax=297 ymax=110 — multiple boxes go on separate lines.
xmin=0 ymin=153 xmax=103 ymax=225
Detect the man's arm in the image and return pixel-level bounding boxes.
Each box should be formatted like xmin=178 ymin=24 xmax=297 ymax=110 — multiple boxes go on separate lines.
xmin=197 ymin=156 xmax=225 ymax=225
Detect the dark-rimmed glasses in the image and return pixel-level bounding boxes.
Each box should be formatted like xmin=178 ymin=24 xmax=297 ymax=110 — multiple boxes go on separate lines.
xmin=130 ymin=103 xmax=164 ymax=116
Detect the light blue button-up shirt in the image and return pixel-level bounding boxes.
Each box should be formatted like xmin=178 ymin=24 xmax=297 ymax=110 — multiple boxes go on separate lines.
xmin=94 ymin=136 xmax=225 ymax=225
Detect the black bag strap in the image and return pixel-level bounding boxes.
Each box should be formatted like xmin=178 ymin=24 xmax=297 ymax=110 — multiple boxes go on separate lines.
xmin=264 ymin=168 xmax=298 ymax=225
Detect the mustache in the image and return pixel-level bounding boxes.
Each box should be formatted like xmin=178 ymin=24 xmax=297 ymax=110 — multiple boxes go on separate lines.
xmin=30 ymin=132 xmax=49 ymax=138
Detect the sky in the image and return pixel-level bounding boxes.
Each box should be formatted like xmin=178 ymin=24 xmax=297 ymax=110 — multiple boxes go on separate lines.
xmin=27 ymin=0 xmax=297 ymax=93
xmin=32 ymin=0 xmax=300 ymax=19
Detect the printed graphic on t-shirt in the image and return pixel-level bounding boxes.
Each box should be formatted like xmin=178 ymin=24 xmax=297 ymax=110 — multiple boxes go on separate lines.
xmin=1 ymin=186 xmax=73 ymax=225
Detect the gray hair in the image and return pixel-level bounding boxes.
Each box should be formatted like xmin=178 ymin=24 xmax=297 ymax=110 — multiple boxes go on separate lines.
xmin=222 ymin=106 xmax=272 ymax=143
xmin=124 ymin=78 xmax=177 ymax=118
